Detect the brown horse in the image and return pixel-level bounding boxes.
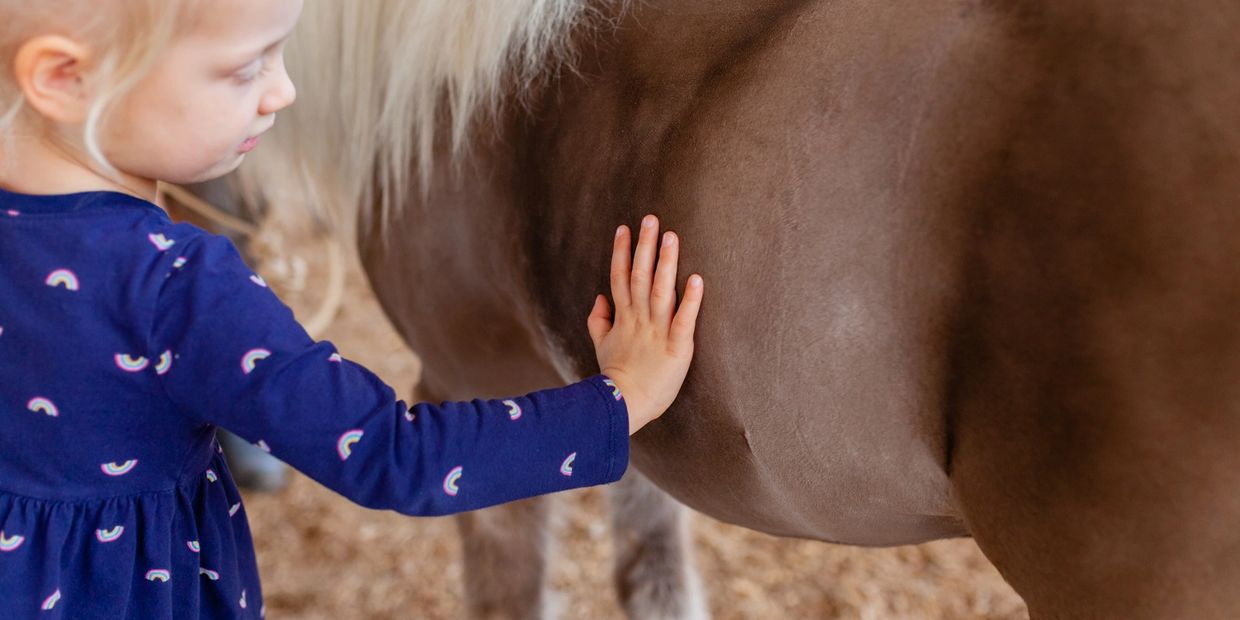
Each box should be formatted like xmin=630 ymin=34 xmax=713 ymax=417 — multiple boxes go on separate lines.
xmin=232 ymin=0 xmax=1240 ymax=617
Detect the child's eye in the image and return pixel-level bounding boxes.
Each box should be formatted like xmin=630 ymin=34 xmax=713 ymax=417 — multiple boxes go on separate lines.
xmin=233 ymin=61 xmax=266 ymax=85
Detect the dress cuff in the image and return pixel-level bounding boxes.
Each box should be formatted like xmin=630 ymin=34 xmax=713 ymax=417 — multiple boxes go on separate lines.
xmin=583 ymin=374 xmax=630 ymax=484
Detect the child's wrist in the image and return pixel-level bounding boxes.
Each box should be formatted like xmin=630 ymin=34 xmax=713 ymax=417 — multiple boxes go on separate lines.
xmin=602 ymin=371 xmax=655 ymax=435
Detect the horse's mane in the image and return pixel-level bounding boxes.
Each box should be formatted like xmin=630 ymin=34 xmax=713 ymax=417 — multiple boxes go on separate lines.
xmin=237 ymin=0 xmax=609 ymax=243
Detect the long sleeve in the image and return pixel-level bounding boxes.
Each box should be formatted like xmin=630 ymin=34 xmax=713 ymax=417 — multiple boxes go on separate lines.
xmin=147 ymin=229 xmax=628 ymax=516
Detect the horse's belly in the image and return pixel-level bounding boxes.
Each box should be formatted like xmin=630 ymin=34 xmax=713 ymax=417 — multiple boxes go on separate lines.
xmin=627 ymin=210 xmax=970 ymax=545
xmin=526 ymin=0 xmax=1035 ymax=544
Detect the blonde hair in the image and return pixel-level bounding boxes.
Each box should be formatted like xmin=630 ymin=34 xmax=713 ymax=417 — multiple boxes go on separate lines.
xmin=236 ymin=0 xmax=618 ymax=246
xmin=0 ymin=0 xmax=197 ymax=176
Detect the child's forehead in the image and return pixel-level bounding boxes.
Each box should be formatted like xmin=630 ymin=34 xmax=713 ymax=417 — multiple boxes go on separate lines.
xmin=181 ymin=0 xmax=301 ymax=52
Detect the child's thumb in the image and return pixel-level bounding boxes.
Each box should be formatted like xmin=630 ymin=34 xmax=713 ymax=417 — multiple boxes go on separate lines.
xmin=587 ymin=294 xmax=612 ymax=348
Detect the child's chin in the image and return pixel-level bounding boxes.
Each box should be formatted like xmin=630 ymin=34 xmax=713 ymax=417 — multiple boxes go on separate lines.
xmin=187 ymin=157 xmax=246 ymax=184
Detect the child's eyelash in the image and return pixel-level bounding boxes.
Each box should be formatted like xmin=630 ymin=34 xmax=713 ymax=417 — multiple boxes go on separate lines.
xmin=235 ymin=61 xmax=267 ymax=84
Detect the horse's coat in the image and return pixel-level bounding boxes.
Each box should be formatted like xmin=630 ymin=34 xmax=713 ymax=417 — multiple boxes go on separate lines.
xmin=240 ymin=0 xmax=1240 ymax=617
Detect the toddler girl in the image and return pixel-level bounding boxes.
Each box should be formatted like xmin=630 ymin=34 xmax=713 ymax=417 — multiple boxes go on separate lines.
xmin=0 ymin=0 xmax=704 ymax=617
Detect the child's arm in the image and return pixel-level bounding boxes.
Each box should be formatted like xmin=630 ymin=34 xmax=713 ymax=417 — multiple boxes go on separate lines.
xmin=147 ymin=216 xmax=700 ymax=515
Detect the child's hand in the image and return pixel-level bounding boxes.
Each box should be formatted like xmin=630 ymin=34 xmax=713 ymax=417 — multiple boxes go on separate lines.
xmin=587 ymin=214 xmax=704 ymax=435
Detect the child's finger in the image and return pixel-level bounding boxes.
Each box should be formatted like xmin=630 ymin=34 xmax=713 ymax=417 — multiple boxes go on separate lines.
xmin=610 ymin=225 xmax=632 ymax=309
xmin=650 ymin=230 xmax=679 ymax=327
xmin=587 ymin=294 xmax=613 ymax=349
xmin=630 ymin=214 xmax=659 ymax=317
xmin=668 ymin=274 xmax=704 ymax=355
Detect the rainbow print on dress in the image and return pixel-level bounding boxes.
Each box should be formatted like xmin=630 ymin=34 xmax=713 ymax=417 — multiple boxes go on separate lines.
xmin=154 ymin=350 xmax=173 ymax=375
xmin=187 ymin=540 xmax=200 ymax=553
xmin=503 ymin=400 xmax=523 ymax=420
xmin=205 ymin=469 xmax=218 ymax=482
xmin=27 ymin=397 xmax=58 ymax=417
xmin=101 ymin=460 xmax=138 ymax=476
xmin=602 ymin=378 xmax=622 ymax=401
xmin=443 ymin=466 xmax=463 ymax=496
xmin=41 ymin=590 xmax=60 ymax=610
xmin=560 ymin=452 xmax=576 ymax=477
xmin=95 ymin=526 xmax=124 ymax=543
xmin=0 ymin=531 xmax=24 ymax=551
xmin=240 ymin=348 xmax=271 ymax=374
xmin=199 ymin=567 xmax=220 ymax=581
xmin=44 ymin=269 xmax=79 ymax=290
xmin=336 ymin=429 xmax=364 ymax=461
xmin=114 ymin=353 xmax=149 ymax=372
xmin=145 ymin=569 xmax=171 ymax=582
xmin=148 ymin=233 xmax=176 ymax=251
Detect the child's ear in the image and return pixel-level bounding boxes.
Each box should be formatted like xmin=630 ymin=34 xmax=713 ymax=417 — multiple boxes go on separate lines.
xmin=13 ymin=35 xmax=95 ymax=124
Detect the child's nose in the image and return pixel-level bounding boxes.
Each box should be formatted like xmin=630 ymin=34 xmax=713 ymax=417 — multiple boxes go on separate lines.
xmin=259 ymin=68 xmax=297 ymax=115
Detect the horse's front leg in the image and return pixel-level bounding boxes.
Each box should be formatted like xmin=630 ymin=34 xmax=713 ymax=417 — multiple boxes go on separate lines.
xmin=413 ymin=380 xmax=554 ymax=620
xmin=610 ymin=470 xmax=709 ymax=620
xmin=456 ymin=497 xmax=554 ymax=620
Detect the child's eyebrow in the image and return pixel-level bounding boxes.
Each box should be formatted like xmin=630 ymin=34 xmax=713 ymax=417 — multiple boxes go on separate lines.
xmin=242 ymin=24 xmax=298 ymax=58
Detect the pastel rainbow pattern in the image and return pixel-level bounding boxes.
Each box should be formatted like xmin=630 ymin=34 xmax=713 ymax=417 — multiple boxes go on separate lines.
xmin=199 ymin=567 xmax=220 ymax=581
xmin=95 ymin=526 xmax=124 ymax=543
xmin=148 ymin=233 xmax=176 ymax=251
xmin=255 ymin=439 xmax=271 ymax=453
xmin=145 ymin=569 xmax=171 ymax=582
xmin=336 ymin=429 xmax=363 ymax=461
xmin=240 ymin=589 xmax=248 ymax=609
xmin=403 ymin=406 xmax=416 ymax=422
xmin=229 ymin=502 xmax=241 ymax=517
xmin=101 ymin=460 xmax=138 ymax=476
xmin=27 ymin=397 xmax=58 ymax=417
xmin=154 ymin=350 xmax=173 ymax=375
xmin=328 ymin=353 xmax=343 ymax=363
xmin=241 ymin=348 xmax=271 ymax=374
xmin=5 ymin=209 xmax=18 ymax=217
xmin=205 ymin=469 xmax=218 ymax=482
xmin=443 ymin=466 xmax=463 ymax=496
xmin=45 ymin=269 xmax=79 ymax=290
xmin=41 ymin=589 xmax=60 ymax=610
xmin=114 ymin=353 xmax=149 ymax=372
xmin=173 ymin=256 xmax=187 ymax=269
xmin=602 ymin=378 xmax=622 ymax=401
xmin=187 ymin=540 xmax=200 ymax=553
xmin=503 ymin=400 xmax=523 ymax=420
xmin=0 ymin=531 xmax=24 ymax=551
xmin=249 ymin=274 xmax=268 ymax=287
xmin=560 ymin=452 xmax=576 ymax=477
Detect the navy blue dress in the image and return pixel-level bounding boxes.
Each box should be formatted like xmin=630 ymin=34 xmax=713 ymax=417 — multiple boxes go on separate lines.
xmin=0 ymin=187 xmax=629 ymax=618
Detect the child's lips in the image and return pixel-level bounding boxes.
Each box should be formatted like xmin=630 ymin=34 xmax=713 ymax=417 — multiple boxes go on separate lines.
xmin=240 ymin=122 xmax=273 ymax=153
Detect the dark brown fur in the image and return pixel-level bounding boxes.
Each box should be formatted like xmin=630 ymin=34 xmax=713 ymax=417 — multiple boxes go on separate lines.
xmin=350 ymin=1 xmax=1240 ymax=616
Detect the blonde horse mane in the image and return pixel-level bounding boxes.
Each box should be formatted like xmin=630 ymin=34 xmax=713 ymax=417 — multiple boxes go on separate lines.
xmin=237 ymin=0 xmax=612 ymax=244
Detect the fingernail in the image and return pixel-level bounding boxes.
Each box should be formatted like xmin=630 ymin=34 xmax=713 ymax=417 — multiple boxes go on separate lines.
xmin=663 ymin=232 xmax=675 ymax=246
xmin=689 ymin=275 xmax=702 ymax=287
xmin=642 ymin=215 xmax=656 ymax=228
xmin=616 ymin=225 xmax=625 ymax=238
